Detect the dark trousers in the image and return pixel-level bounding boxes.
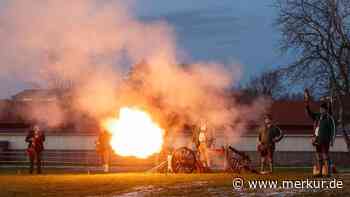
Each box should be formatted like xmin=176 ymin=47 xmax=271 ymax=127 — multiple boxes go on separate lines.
xmin=259 ymin=144 xmax=275 ymax=161
xmin=259 ymin=144 xmax=275 ymax=172
xmin=316 ymin=143 xmax=330 ymax=160
xmin=28 ymin=150 xmax=42 ymax=174
xmin=315 ymin=142 xmax=330 ymax=176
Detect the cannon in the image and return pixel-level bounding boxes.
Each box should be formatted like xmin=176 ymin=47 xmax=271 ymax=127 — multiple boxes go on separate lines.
xmin=226 ymin=146 xmax=257 ymax=174
xmin=169 ymin=146 xmax=257 ymax=173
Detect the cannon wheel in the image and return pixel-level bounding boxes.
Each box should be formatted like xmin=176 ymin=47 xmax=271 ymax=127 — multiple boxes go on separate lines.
xmin=171 ymin=147 xmax=196 ymax=173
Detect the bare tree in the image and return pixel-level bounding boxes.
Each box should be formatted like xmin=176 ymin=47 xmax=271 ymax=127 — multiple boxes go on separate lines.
xmin=276 ymin=0 xmax=350 ymax=151
xmin=243 ymin=70 xmax=283 ymax=99
xmin=275 ymin=0 xmax=350 ymax=96
xmin=278 ymin=92 xmax=305 ymax=101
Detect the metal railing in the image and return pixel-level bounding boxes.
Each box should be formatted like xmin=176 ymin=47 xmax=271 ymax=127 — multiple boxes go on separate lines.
xmin=0 ymin=149 xmax=157 ymax=169
xmin=0 ymin=150 xmax=100 ymax=167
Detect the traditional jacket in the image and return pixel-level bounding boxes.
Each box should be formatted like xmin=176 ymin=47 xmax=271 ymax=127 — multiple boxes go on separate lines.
xmin=25 ymin=130 xmax=45 ymax=153
xmin=96 ymin=131 xmax=112 ymax=152
xmin=258 ymin=125 xmax=283 ymax=146
xmin=306 ymin=105 xmax=336 ymax=145
xmin=192 ymin=126 xmax=214 ymax=148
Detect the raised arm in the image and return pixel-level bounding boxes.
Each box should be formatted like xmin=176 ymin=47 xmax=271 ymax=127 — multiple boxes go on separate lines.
xmin=305 ymin=104 xmax=318 ymax=121
xmin=304 ymin=88 xmax=318 ymax=121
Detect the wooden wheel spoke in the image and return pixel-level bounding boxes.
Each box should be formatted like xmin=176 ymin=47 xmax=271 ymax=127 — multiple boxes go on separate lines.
xmin=171 ymin=147 xmax=196 ymax=173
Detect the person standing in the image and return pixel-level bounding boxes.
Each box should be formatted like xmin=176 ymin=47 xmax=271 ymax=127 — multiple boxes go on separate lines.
xmin=25 ymin=125 xmax=45 ymax=174
xmin=96 ymin=129 xmax=112 ymax=172
xmin=192 ymin=122 xmax=214 ymax=169
xmin=257 ymin=114 xmax=283 ymax=174
xmin=304 ymin=89 xmax=336 ymax=177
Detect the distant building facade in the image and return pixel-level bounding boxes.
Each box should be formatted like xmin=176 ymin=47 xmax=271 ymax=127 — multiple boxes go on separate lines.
xmin=0 ymin=90 xmax=349 ymax=167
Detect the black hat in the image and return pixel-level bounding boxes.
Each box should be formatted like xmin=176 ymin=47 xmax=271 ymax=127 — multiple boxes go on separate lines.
xmin=320 ymin=102 xmax=328 ymax=110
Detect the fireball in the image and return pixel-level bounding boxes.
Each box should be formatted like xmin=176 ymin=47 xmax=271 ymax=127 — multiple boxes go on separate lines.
xmin=102 ymin=107 xmax=164 ymax=159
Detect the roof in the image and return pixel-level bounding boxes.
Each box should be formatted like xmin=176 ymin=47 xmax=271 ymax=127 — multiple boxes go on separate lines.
xmin=12 ymin=89 xmax=59 ymax=102
xmin=269 ymin=101 xmax=319 ymax=126
xmin=242 ymin=101 xmax=319 ymax=135
xmin=0 ymin=99 xmax=10 ymax=107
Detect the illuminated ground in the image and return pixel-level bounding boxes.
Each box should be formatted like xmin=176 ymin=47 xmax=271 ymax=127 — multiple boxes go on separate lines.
xmin=0 ymin=169 xmax=349 ymax=197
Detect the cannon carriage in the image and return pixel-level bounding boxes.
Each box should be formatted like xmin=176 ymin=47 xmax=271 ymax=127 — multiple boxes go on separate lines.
xmin=168 ymin=146 xmax=256 ymax=173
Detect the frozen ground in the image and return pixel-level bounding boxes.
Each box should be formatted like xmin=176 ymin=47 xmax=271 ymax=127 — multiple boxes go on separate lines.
xmin=0 ymin=170 xmax=349 ymax=197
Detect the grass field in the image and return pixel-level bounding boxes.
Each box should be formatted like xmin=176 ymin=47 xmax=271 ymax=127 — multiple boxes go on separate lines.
xmin=0 ymin=168 xmax=349 ymax=197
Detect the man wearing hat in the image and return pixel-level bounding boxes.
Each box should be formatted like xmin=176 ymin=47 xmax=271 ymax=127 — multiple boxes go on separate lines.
xmin=25 ymin=125 xmax=45 ymax=174
xmin=305 ymin=95 xmax=336 ymax=177
xmin=257 ymin=114 xmax=283 ymax=174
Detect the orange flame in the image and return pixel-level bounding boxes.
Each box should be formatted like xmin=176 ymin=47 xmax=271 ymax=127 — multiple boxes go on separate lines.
xmin=102 ymin=107 xmax=164 ymax=159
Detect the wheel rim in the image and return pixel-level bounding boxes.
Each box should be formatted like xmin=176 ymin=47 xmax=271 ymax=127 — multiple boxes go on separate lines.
xmin=171 ymin=147 xmax=196 ymax=173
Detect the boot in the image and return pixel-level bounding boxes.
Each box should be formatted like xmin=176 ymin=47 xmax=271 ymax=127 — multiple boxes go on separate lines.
xmin=260 ymin=160 xmax=264 ymax=173
xmin=167 ymin=155 xmax=173 ymax=173
xmin=37 ymin=165 xmax=42 ymax=174
xmin=104 ymin=164 xmax=109 ymax=173
xmin=314 ymin=160 xmax=323 ymax=177
xmin=206 ymin=158 xmax=211 ymax=169
xmin=268 ymin=162 xmax=273 ymax=174
xmin=29 ymin=160 xmax=34 ymax=174
xmin=322 ymin=160 xmax=330 ymax=177
xmin=260 ymin=160 xmax=267 ymax=174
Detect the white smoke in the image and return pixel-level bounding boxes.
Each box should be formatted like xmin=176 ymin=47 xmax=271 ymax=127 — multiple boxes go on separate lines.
xmin=0 ymin=0 xmax=269 ymax=143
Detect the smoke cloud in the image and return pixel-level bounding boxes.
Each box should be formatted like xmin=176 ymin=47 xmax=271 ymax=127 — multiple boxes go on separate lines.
xmin=0 ymin=0 xmax=269 ymax=144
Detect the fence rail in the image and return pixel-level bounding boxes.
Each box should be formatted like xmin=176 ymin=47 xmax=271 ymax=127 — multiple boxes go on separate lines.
xmin=0 ymin=150 xmax=158 ymax=169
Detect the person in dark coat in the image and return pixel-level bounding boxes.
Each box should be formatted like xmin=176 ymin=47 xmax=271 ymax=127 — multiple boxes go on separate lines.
xmin=257 ymin=114 xmax=283 ymax=174
xmin=305 ymin=101 xmax=336 ymax=177
xmin=25 ymin=125 xmax=45 ymax=174
xmin=96 ymin=129 xmax=112 ymax=172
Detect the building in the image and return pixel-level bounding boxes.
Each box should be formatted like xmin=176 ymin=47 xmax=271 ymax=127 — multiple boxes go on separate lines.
xmin=0 ymin=90 xmax=349 ymax=167
xmin=0 ymin=89 xmax=98 ymax=133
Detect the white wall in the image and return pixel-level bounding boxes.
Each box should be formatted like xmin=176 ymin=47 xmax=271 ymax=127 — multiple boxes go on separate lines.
xmin=233 ymin=135 xmax=348 ymax=152
xmin=0 ymin=133 xmax=97 ymax=150
xmin=0 ymin=133 xmax=348 ymax=152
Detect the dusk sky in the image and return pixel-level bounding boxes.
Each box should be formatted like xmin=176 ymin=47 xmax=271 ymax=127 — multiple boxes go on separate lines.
xmin=135 ymin=0 xmax=293 ymax=77
xmin=0 ymin=0 xmax=294 ymax=99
